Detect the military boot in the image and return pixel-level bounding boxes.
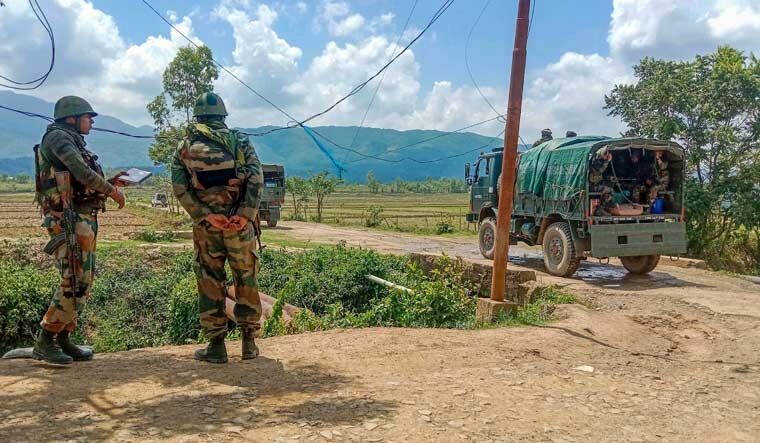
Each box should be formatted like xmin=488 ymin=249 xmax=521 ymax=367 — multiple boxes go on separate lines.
xmin=32 ymin=330 xmax=73 ymax=365
xmin=241 ymin=329 xmax=259 ymax=360
xmin=57 ymin=331 xmax=94 ymax=361
xmin=194 ymin=335 xmax=228 ymax=364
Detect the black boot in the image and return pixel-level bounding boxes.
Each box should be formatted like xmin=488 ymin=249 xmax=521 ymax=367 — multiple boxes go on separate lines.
xmin=194 ymin=335 xmax=228 ymax=364
xmin=242 ymin=330 xmax=259 ymax=360
xmin=32 ymin=330 xmax=73 ymax=365
xmin=57 ymin=331 xmax=94 ymax=361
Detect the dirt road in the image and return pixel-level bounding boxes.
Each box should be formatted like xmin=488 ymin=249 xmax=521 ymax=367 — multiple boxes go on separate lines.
xmin=1 ymin=221 xmax=759 ymax=442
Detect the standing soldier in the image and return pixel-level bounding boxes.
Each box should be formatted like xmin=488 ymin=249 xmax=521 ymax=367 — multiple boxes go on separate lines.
xmin=532 ymin=128 xmax=553 ymax=147
xmin=171 ymin=92 xmax=264 ymax=364
xmin=33 ymin=96 xmax=126 ymax=364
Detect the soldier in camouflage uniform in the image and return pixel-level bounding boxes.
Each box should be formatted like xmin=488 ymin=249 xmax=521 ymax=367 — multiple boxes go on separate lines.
xmin=589 ymin=147 xmax=615 ymax=215
xmin=532 ymin=128 xmax=553 ymax=147
xmin=171 ymin=92 xmax=264 ymax=364
xmin=33 ymin=96 xmax=126 ymax=364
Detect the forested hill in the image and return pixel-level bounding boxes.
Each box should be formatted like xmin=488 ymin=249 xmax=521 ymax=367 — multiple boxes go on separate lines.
xmin=0 ymin=91 xmax=508 ymax=181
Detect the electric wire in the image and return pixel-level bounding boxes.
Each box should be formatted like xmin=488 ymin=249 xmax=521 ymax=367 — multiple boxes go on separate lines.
xmin=0 ymin=0 xmax=55 ymax=90
xmin=346 ymin=0 xmax=419 ymax=155
xmin=465 ymin=0 xmax=503 ymax=121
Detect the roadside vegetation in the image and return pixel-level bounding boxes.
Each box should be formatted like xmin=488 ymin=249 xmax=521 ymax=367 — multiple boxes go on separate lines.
xmin=0 ymin=240 xmax=574 ymax=355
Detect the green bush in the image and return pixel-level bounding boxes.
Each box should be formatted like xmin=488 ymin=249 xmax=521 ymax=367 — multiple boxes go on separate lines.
xmin=135 ymin=229 xmax=176 ymax=243
xmin=435 ymin=220 xmax=455 ymax=235
xmin=166 ymin=274 xmax=201 ymax=344
xmin=0 ymin=260 xmax=57 ymax=354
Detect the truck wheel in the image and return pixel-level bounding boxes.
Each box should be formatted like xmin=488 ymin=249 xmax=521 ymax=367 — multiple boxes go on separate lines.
xmin=267 ymin=219 xmax=278 ymax=228
xmin=620 ymin=255 xmax=660 ymax=275
xmin=478 ymin=217 xmax=497 ymax=259
xmin=542 ymin=222 xmax=580 ymax=277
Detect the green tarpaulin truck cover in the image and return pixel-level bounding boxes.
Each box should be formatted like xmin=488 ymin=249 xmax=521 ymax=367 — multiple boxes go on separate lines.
xmin=516 ymin=136 xmax=684 ymax=201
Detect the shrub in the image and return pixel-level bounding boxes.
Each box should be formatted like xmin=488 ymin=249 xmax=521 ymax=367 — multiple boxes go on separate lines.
xmin=135 ymin=229 xmax=176 ymax=243
xmin=0 ymin=260 xmax=57 ymax=354
xmin=364 ymin=206 xmax=384 ymax=228
xmin=435 ymin=220 xmax=455 ymax=235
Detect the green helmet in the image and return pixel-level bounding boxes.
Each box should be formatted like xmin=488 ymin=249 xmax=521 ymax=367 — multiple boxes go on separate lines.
xmin=54 ymin=96 xmax=98 ymax=120
xmin=193 ymin=92 xmax=228 ymax=117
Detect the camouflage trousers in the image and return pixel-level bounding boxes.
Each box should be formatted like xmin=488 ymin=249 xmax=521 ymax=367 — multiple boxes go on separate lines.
xmin=40 ymin=213 xmax=98 ymax=334
xmin=192 ymin=221 xmax=262 ymax=339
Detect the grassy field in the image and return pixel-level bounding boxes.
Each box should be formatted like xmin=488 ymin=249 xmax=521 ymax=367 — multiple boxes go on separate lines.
xmin=0 ymin=185 xmax=475 ymax=243
xmin=282 ymin=189 xmax=474 ymax=235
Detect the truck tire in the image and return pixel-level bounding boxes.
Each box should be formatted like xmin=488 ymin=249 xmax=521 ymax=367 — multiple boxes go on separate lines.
xmin=267 ymin=219 xmax=278 ymax=228
xmin=620 ymin=255 xmax=660 ymax=275
xmin=542 ymin=222 xmax=581 ymax=277
xmin=478 ymin=217 xmax=497 ymax=259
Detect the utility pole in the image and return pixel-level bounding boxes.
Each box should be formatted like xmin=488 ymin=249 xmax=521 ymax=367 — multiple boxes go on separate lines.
xmin=481 ymin=0 xmax=531 ymax=316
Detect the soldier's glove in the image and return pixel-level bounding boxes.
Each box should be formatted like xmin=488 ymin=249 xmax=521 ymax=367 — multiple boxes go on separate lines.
xmin=205 ymin=214 xmax=230 ymax=230
xmin=227 ymin=215 xmax=249 ymax=232
xmin=109 ymin=188 xmax=125 ymax=209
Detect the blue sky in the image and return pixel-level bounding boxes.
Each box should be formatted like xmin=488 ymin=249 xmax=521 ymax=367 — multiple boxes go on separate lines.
xmin=93 ymin=0 xmax=613 ymax=89
xmin=1 ymin=0 xmax=759 ymax=139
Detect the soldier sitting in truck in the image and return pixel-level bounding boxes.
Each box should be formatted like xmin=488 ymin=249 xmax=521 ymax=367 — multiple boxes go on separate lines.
xmin=589 ymin=147 xmax=615 ymax=216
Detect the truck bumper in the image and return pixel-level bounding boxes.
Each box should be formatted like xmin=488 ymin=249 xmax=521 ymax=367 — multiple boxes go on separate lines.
xmin=589 ymin=222 xmax=687 ymax=258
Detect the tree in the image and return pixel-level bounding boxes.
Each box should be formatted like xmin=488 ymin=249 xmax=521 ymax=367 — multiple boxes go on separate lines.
xmin=285 ymin=176 xmax=311 ymax=221
xmin=366 ymin=170 xmax=381 ymax=193
xmin=605 ymin=46 xmax=760 ymax=272
xmin=309 ymin=172 xmax=342 ymax=223
xmin=146 ymin=45 xmax=219 ymax=166
xmin=145 ymin=46 xmax=219 ymax=214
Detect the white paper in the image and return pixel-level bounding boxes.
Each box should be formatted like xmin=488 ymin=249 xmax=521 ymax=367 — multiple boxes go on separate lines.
xmin=119 ymin=168 xmax=153 ymax=185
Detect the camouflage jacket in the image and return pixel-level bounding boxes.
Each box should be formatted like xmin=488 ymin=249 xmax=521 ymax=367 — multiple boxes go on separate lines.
xmin=35 ymin=123 xmax=113 ymax=214
xmin=171 ymin=121 xmax=263 ymax=222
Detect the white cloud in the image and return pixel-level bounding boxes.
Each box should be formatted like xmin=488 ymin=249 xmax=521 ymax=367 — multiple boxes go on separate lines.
xmin=609 ymin=0 xmax=760 ymax=63
xmin=0 ymin=0 xmax=198 ymax=124
xmin=317 ymin=1 xmax=366 ymax=37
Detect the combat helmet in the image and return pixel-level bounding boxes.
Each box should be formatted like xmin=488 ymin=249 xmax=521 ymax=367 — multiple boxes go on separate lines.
xmin=54 ymin=96 xmax=98 ymax=120
xmin=193 ymin=92 xmax=228 ymax=117
xmin=541 ymin=128 xmax=552 ymax=138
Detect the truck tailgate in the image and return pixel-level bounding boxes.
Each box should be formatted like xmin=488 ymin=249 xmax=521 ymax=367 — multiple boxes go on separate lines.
xmin=589 ymin=222 xmax=687 ymax=257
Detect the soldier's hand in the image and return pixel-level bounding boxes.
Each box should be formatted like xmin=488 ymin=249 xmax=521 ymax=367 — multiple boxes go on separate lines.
xmin=109 ymin=188 xmax=125 ymax=209
xmin=227 ymin=215 xmax=249 ymax=232
xmin=109 ymin=171 xmax=129 ymax=187
xmin=205 ymin=214 xmax=229 ymax=230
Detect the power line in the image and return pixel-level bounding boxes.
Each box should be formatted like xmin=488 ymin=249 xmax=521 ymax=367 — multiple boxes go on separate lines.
xmin=294 ymin=0 xmax=455 ymax=129
xmin=0 ymin=0 xmax=55 ymax=90
xmin=465 ymin=0 xmax=503 ymax=121
xmin=346 ymin=0 xmax=420 ymax=155
xmin=0 ymin=104 xmax=176 ymax=140
xmin=141 ymin=0 xmax=456 ymax=138
xmin=344 ymin=114 xmax=504 ymax=164
xmin=140 ymin=0 xmax=299 ymax=134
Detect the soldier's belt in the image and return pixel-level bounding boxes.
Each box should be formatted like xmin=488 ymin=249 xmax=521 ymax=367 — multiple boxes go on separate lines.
xmin=43 ymin=233 xmax=66 ymax=255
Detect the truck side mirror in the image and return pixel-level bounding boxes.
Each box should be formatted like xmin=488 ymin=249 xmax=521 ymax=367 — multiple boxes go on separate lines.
xmin=465 ymin=163 xmax=472 ymax=185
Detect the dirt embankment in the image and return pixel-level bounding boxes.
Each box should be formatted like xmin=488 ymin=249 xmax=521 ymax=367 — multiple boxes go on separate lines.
xmin=1 ymin=221 xmax=759 ymax=442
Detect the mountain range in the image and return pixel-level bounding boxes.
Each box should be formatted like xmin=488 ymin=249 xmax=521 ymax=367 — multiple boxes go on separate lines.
xmin=0 ymin=91 xmax=509 ymax=182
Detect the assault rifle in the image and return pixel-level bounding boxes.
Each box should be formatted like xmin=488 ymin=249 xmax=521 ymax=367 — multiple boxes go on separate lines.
xmin=55 ymin=171 xmax=82 ymax=294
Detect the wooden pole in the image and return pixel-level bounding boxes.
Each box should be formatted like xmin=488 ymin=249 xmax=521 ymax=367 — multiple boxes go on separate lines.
xmin=490 ymin=0 xmax=531 ymax=302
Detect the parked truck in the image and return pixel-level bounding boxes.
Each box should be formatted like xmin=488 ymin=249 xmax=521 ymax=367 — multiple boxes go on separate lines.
xmin=465 ymin=136 xmax=687 ymax=277
xmin=260 ymin=164 xmax=285 ymax=228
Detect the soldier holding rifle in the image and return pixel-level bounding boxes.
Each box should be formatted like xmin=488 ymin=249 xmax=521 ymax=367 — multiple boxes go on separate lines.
xmin=32 ymin=96 xmax=126 ymax=364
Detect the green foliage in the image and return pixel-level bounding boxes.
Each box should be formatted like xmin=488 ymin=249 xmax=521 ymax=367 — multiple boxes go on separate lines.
xmin=0 ymin=260 xmax=57 ymax=353
xmin=134 ymin=229 xmax=176 ymax=243
xmin=309 ymin=171 xmax=343 ymax=222
xmin=161 ymin=46 xmax=219 ymax=123
xmin=366 ymin=170 xmax=381 ymax=193
xmin=260 ymin=244 xmax=407 ymax=314
xmin=285 ymin=176 xmax=311 ymax=221
xmin=605 ymin=47 xmax=760 ymax=273
xmin=166 ymin=274 xmax=201 ymax=344
xmin=491 ymin=286 xmax=577 ymax=327
xmin=147 ymin=45 xmax=219 ymax=166
xmin=364 ymin=205 xmax=383 ymax=228
xmin=435 ymin=220 xmax=455 ymax=234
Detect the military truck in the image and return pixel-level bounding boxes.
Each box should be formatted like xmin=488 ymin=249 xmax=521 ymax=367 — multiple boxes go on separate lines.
xmin=465 ymin=136 xmax=687 ymax=277
xmin=260 ymin=164 xmax=285 ymax=227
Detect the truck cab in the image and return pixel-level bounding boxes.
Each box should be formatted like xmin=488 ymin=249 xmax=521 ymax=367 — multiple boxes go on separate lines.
xmin=260 ymin=164 xmax=285 ymax=227
xmin=465 ymin=136 xmax=688 ymax=277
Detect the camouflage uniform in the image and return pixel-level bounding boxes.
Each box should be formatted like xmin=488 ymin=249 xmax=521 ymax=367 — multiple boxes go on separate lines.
xmin=532 ymin=129 xmax=553 ymax=148
xmin=36 ymin=122 xmax=113 ymax=334
xmin=589 ymin=148 xmax=615 ymax=215
xmin=171 ymin=120 xmax=264 ymax=340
